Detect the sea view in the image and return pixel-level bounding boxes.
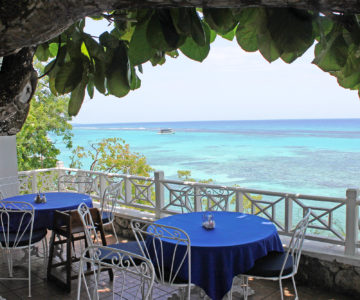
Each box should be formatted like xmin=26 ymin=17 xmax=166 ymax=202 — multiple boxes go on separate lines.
xmin=54 ymin=118 xmax=360 ymax=198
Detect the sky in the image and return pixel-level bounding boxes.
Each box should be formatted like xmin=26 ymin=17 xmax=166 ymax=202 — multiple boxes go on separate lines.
xmin=72 ymin=19 xmax=360 ymax=124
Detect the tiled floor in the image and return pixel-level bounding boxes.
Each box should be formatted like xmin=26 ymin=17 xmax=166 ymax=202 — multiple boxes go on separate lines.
xmin=0 ymin=234 xmax=355 ymax=300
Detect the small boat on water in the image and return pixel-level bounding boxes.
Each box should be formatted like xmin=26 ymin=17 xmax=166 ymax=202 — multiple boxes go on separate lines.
xmin=158 ymin=128 xmax=175 ymax=134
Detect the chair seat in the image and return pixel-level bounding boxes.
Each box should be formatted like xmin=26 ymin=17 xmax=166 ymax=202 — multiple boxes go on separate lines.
xmin=100 ymin=241 xmax=144 ymax=263
xmin=244 ymin=251 xmax=294 ymax=278
xmin=0 ymin=228 xmax=47 ymax=247
xmin=101 ymin=211 xmax=113 ymax=224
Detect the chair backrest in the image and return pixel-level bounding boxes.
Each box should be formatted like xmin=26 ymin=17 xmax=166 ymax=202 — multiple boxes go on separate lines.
xmin=281 ymin=209 xmax=311 ymax=276
xmin=131 ymin=219 xmax=192 ymax=292
xmin=101 ymin=181 xmax=124 ymax=224
xmin=0 ymin=201 xmax=35 ymax=249
xmin=77 ymin=245 xmax=155 ymax=300
xmin=77 ymin=202 xmax=103 ymax=247
xmin=198 ymin=187 xmax=232 ymax=212
xmin=58 ymin=174 xmax=94 ymax=194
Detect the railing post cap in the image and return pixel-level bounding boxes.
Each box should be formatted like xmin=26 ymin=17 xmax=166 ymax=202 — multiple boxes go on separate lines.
xmin=154 ymin=170 xmax=164 ymax=177
xmin=56 ymin=161 xmax=64 ymax=168
xmin=346 ymin=188 xmax=359 ymax=199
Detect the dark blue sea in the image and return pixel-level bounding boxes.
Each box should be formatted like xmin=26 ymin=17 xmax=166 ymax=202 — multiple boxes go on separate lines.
xmin=54 ymin=119 xmax=360 ymax=198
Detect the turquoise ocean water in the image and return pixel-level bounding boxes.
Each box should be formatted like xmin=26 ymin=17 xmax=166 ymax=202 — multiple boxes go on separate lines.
xmin=54 ymin=119 xmax=360 ymax=198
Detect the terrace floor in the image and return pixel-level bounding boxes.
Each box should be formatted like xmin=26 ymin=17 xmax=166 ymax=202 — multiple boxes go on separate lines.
xmin=0 ymin=233 xmax=354 ymax=300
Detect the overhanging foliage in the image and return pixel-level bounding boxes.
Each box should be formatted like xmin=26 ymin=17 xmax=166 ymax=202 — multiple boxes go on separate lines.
xmin=34 ymin=8 xmax=360 ymax=117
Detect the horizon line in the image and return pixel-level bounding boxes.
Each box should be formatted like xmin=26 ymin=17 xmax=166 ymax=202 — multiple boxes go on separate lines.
xmin=71 ymin=117 xmax=360 ymax=125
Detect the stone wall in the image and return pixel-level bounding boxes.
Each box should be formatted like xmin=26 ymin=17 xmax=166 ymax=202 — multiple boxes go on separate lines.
xmin=111 ymin=213 xmax=360 ymax=297
xmin=111 ymin=212 xmax=154 ymax=240
xmin=297 ymin=255 xmax=360 ymax=297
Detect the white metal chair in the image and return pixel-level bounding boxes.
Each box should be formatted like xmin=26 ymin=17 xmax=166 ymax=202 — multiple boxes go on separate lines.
xmin=101 ymin=181 xmax=124 ymax=243
xmin=0 ymin=201 xmax=48 ymax=297
xmin=58 ymin=174 xmax=94 ymax=194
xmin=240 ymin=209 xmax=311 ymax=300
xmin=77 ymin=245 xmax=155 ymax=300
xmin=77 ymin=203 xmax=144 ymax=262
xmin=131 ymin=219 xmax=194 ymax=299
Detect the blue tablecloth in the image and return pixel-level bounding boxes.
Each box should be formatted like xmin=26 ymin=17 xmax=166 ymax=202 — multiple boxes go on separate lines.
xmin=155 ymin=211 xmax=284 ymax=300
xmin=3 ymin=192 xmax=93 ymax=230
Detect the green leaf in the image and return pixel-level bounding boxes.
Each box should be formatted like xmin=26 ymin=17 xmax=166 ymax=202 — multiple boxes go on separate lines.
xmin=87 ymin=74 xmax=95 ymax=99
xmin=83 ymin=34 xmax=105 ymax=60
xmin=69 ymin=78 xmax=87 ymax=116
xmin=180 ymin=23 xmax=210 ymax=62
xmin=170 ymin=8 xmax=192 ymax=35
xmin=150 ymin=51 xmax=166 ymax=66
xmin=81 ymin=42 xmax=90 ymax=59
xmin=203 ymin=8 xmax=238 ymax=35
xmin=189 ymin=9 xmax=206 ymax=47
xmin=220 ymin=27 xmax=236 ymax=41
xmin=209 ymin=29 xmax=217 ymax=43
xmin=129 ymin=19 xmax=157 ymax=65
xmin=313 ymin=27 xmax=348 ymax=72
xmin=147 ymin=13 xmax=172 ymax=51
xmin=130 ymin=67 xmax=141 ymax=90
xmin=267 ymin=8 xmax=314 ymax=55
xmin=99 ymin=32 xmax=119 ymax=49
xmin=313 ymin=16 xmax=333 ymax=41
xmin=166 ymin=50 xmax=179 ymax=58
xmin=158 ymin=9 xmax=184 ymax=49
xmin=236 ymin=8 xmax=266 ymax=52
xmin=106 ymin=42 xmax=131 ymax=97
xmin=94 ymin=58 xmax=106 ymax=93
xmin=48 ymin=43 xmax=60 ymax=57
xmin=35 ymin=44 xmax=50 ymax=61
xmin=337 ymin=71 xmax=360 ymax=89
xmin=236 ymin=24 xmax=258 ymax=52
xmin=49 ymin=77 xmax=58 ymax=96
xmin=258 ymin=30 xmax=280 ymax=62
xmin=106 ymin=69 xmax=130 ymax=97
xmin=55 ymin=59 xmax=83 ymax=94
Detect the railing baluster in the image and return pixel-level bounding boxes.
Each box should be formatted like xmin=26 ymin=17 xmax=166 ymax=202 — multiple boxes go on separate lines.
xmin=236 ymin=191 xmax=243 ymax=213
xmin=285 ymin=195 xmax=293 ymax=233
xmin=124 ymin=176 xmax=131 ymax=204
xmin=99 ymin=175 xmax=106 ymax=200
xmin=194 ymin=186 xmax=201 ymax=212
xmin=155 ymin=171 xmax=164 ymax=219
xmin=31 ymin=171 xmax=37 ymax=193
xmin=345 ymin=188 xmax=359 ymax=256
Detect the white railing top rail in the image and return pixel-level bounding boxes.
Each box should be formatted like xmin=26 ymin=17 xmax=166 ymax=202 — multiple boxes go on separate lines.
xmin=160 ymin=178 xmax=347 ymax=203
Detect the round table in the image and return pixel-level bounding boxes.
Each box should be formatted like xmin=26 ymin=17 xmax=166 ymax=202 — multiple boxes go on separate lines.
xmin=4 ymin=192 xmax=93 ymax=230
xmin=155 ymin=211 xmax=284 ymax=300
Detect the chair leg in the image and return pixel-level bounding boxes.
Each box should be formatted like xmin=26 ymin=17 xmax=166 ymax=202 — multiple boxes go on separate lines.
xmin=76 ymin=259 xmax=83 ymax=300
xmin=243 ymin=277 xmax=249 ymax=300
xmin=42 ymin=237 xmax=48 ymax=277
xmin=292 ymin=276 xmax=299 ymax=300
xmin=279 ymin=279 xmax=284 ymax=300
xmin=28 ymin=245 xmax=31 ymax=297
xmin=66 ymin=234 xmax=72 ymax=292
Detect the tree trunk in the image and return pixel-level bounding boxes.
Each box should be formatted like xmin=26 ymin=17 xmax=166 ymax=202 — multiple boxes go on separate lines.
xmin=0 ymin=47 xmax=38 ymax=136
